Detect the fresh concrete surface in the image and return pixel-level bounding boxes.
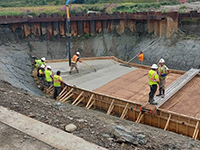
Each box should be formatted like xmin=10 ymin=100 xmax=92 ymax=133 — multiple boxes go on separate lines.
xmin=48 ymin=59 xmax=137 ymax=90
xmin=0 ymin=106 xmax=107 ymax=150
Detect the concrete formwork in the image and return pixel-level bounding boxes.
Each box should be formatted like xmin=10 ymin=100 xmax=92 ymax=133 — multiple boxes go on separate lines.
xmin=45 ymin=57 xmax=200 ymax=140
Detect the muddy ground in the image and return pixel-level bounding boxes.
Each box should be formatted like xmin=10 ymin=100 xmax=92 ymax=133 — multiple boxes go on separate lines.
xmin=1 ymin=81 xmax=200 ymax=150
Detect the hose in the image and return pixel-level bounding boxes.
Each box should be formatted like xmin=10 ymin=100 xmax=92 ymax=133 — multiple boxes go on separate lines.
xmin=126 ymin=37 xmax=162 ymax=63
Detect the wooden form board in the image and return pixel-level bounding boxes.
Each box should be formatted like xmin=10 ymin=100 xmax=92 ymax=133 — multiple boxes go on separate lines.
xmin=51 ymin=84 xmax=200 ymax=140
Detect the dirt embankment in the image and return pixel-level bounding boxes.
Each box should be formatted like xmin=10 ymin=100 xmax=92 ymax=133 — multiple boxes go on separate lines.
xmin=22 ymin=29 xmax=200 ymax=71
xmin=1 ymin=81 xmax=200 ymax=150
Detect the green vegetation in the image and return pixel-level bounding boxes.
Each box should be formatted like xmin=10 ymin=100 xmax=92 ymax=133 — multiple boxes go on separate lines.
xmin=0 ymin=1 xmax=180 ymax=16
xmin=0 ymin=0 xmax=179 ymax=7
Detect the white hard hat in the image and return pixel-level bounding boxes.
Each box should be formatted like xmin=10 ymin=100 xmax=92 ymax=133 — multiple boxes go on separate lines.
xmin=41 ymin=57 xmax=46 ymax=61
xmin=41 ymin=64 xmax=45 ymax=68
xmin=76 ymin=52 xmax=80 ymax=55
xmin=47 ymin=66 xmax=51 ymax=69
xmin=159 ymin=58 xmax=165 ymax=63
xmin=151 ymin=64 xmax=158 ymax=69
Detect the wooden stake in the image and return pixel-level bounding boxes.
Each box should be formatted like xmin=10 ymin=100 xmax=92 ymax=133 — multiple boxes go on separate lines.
xmin=59 ymin=88 xmax=73 ymax=102
xmin=72 ymin=91 xmax=84 ymax=105
xmin=47 ymin=87 xmax=54 ymax=94
xmin=195 ymin=128 xmax=200 ymax=140
xmin=193 ymin=121 xmax=199 ymax=139
xmin=74 ymin=97 xmax=85 ymax=106
xmin=106 ymin=99 xmax=115 ymax=115
xmin=136 ymin=112 xmax=142 ymax=123
xmin=58 ymin=90 xmax=68 ymax=100
xmin=46 ymin=85 xmax=53 ymax=93
xmin=57 ymin=86 xmax=67 ymax=99
xmin=86 ymin=94 xmax=94 ymax=108
xmin=137 ymin=114 xmax=144 ymax=123
xmin=87 ymin=100 xmax=95 ymax=109
xmin=120 ymin=103 xmax=129 ymax=119
xmin=61 ymin=93 xmax=74 ymax=103
xmin=164 ymin=114 xmax=171 ymax=131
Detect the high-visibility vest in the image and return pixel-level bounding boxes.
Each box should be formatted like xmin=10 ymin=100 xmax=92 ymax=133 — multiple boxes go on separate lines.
xmin=138 ymin=53 xmax=144 ymax=61
xmin=45 ymin=70 xmax=53 ymax=82
xmin=158 ymin=65 xmax=167 ymax=80
xmin=148 ymin=70 xmax=159 ymax=86
xmin=35 ymin=60 xmax=42 ymax=68
xmin=39 ymin=69 xmax=45 ymax=77
xmin=35 ymin=60 xmax=46 ymax=68
xmin=71 ymin=55 xmax=79 ymax=63
xmin=53 ymin=75 xmax=63 ymax=87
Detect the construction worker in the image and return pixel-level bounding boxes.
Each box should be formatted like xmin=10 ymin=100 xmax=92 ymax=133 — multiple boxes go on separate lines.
xmin=69 ymin=52 xmax=82 ymax=74
xmin=38 ymin=64 xmax=46 ymax=89
xmin=35 ymin=57 xmax=46 ymax=68
xmin=45 ymin=66 xmax=53 ymax=88
xmin=138 ymin=51 xmax=144 ymax=64
xmin=148 ymin=64 xmax=159 ymax=105
xmin=157 ymin=58 xmax=170 ymax=98
xmin=35 ymin=57 xmax=46 ymax=77
xmin=53 ymin=70 xmax=67 ymax=99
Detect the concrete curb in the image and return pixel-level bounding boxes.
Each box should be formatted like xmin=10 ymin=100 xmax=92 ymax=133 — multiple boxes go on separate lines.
xmin=0 ymin=106 xmax=107 ymax=150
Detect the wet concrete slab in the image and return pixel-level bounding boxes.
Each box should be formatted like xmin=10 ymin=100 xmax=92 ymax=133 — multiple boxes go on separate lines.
xmin=48 ymin=59 xmax=136 ymax=90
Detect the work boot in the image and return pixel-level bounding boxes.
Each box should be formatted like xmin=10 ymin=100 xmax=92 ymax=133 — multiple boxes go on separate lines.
xmin=149 ymin=97 xmax=158 ymax=105
xmin=156 ymin=89 xmax=162 ymax=97
xmin=161 ymin=89 xmax=165 ymax=98
xmin=150 ymin=101 xmax=158 ymax=105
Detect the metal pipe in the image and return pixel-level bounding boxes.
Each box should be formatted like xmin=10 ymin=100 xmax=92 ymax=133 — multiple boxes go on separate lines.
xmin=65 ymin=0 xmax=75 ymax=67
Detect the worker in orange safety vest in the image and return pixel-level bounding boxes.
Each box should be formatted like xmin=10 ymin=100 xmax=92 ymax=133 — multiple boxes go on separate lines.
xmin=138 ymin=51 xmax=144 ymax=64
xmin=69 ymin=52 xmax=82 ymax=74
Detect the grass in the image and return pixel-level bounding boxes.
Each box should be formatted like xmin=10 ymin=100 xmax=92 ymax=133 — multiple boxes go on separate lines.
xmin=0 ymin=1 xmax=180 ymax=16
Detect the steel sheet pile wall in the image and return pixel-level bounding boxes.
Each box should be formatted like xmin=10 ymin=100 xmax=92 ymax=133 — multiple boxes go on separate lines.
xmin=0 ymin=12 xmax=180 ymax=38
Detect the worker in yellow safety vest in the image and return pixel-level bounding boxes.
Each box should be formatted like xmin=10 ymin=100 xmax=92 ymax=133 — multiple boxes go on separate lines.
xmin=34 ymin=57 xmax=46 ymax=77
xmin=53 ymin=70 xmax=67 ymax=99
xmin=45 ymin=66 xmax=53 ymax=88
xmin=69 ymin=52 xmax=82 ymax=74
xmin=38 ymin=64 xmax=46 ymax=89
xmin=156 ymin=58 xmax=170 ymax=98
xmin=148 ymin=64 xmax=159 ymax=105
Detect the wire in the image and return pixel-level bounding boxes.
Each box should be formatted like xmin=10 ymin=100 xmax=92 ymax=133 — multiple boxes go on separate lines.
xmin=126 ymin=37 xmax=162 ymax=63
xmin=0 ymin=56 xmax=42 ymax=97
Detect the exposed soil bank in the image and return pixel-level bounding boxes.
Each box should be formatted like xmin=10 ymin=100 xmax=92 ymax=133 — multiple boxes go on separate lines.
xmin=1 ymin=81 xmax=200 ymax=150
xmin=28 ymin=32 xmax=200 ymax=71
